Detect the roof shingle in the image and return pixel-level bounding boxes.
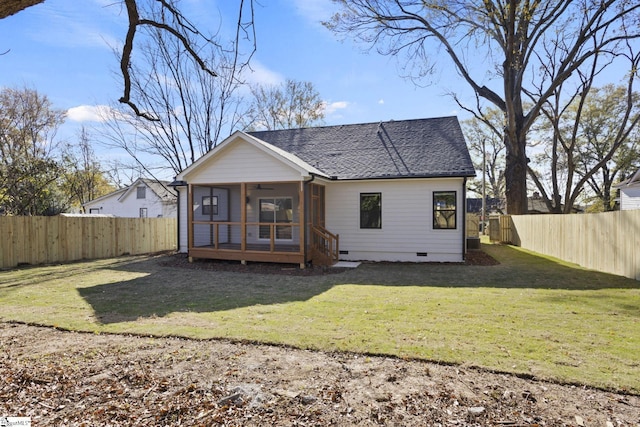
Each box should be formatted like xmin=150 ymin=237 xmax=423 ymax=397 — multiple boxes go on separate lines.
xmin=248 ymin=116 xmax=475 ymax=180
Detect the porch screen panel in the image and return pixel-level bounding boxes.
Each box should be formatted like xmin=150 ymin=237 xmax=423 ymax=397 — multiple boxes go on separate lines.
xmin=259 ymin=197 xmax=293 ymax=240
xmin=192 ymin=186 xmax=231 ymax=247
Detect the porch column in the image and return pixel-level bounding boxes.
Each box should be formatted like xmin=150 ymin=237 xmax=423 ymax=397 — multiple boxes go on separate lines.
xmin=299 ymin=181 xmax=305 ymax=269
xmin=187 ymin=184 xmax=194 ymax=262
xmin=241 ymin=182 xmax=247 ymax=253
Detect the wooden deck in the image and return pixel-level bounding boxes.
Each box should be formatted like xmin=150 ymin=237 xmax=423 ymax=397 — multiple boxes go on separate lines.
xmin=189 ymin=242 xmax=306 ymax=266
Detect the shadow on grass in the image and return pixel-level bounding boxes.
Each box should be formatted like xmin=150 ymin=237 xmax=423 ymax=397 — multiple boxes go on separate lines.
xmin=77 ymin=257 xmax=337 ymax=324
xmin=76 ymin=244 xmax=639 ymax=324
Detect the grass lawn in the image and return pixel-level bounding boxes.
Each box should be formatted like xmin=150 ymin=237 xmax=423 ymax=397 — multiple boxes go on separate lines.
xmin=1 ymin=243 xmax=639 ymax=393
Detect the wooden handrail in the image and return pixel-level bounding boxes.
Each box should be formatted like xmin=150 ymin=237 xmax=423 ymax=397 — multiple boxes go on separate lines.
xmin=311 ymin=225 xmax=339 ymax=265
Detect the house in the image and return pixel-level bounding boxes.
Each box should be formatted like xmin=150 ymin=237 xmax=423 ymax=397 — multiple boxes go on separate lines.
xmin=83 ymin=178 xmax=177 ymax=218
xmin=466 ymin=197 xmax=504 ymax=216
xmin=526 ymin=192 xmax=583 ymax=214
xmin=614 ymin=169 xmax=640 ymax=210
xmin=171 ymin=117 xmax=476 ymax=267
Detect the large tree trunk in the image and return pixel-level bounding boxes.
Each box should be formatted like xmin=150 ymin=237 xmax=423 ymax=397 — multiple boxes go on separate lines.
xmin=504 ymin=132 xmax=529 ymax=215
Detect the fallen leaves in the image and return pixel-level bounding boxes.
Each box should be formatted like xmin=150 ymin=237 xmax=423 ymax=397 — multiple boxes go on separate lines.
xmin=1 ymin=322 xmax=638 ymax=426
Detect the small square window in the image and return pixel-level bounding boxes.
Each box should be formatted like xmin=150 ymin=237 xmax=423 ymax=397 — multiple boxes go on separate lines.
xmin=433 ymin=191 xmax=456 ymax=229
xmin=360 ymin=193 xmax=381 ymax=229
xmin=202 ymin=196 xmax=218 ymax=216
xmin=139 ymin=207 xmax=148 ymax=218
xmin=137 ymin=186 xmax=146 ymax=199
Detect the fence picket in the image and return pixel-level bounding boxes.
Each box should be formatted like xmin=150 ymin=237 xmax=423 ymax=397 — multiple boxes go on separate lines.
xmin=505 ymin=211 xmax=640 ymax=281
xmin=0 ymin=217 xmax=176 ymax=269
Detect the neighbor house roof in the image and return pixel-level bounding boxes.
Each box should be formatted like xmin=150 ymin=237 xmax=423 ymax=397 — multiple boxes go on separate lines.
xmin=614 ymin=168 xmax=640 ymax=189
xmin=117 ymin=178 xmax=176 ymax=203
xmin=248 ymin=116 xmax=476 ymax=180
xmin=84 ymin=178 xmax=176 ymax=207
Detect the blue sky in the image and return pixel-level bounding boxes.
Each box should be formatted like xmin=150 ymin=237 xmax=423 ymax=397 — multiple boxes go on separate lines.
xmin=0 ymin=0 xmax=466 ymax=145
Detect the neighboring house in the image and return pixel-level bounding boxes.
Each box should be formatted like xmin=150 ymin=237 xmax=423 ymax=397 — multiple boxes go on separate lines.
xmin=527 ymin=192 xmax=583 ymax=214
xmin=614 ymin=169 xmax=640 ymax=210
xmin=171 ymin=117 xmax=476 ymax=266
xmin=466 ymin=197 xmax=504 ymax=216
xmin=83 ymin=178 xmax=177 ymax=218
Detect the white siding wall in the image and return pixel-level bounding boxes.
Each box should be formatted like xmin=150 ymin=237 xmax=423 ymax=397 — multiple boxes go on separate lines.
xmin=83 ymin=191 xmax=125 ymax=215
xmin=177 ymin=189 xmax=188 ymax=252
xmin=325 ymin=178 xmax=466 ymax=262
xmin=620 ymin=187 xmax=640 ymax=210
xmin=84 ymin=186 xmax=173 ymax=218
xmin=184 ymin=139 xmax=302 ymax=184
xmin=117 ymin=187 xmax=167 ymax=217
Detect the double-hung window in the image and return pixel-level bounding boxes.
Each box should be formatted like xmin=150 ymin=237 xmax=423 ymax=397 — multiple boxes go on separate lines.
xmin=360 ymin=193 xmax=382 ymax=229
xmin=433 ymin=191 xmax=456 ymax=229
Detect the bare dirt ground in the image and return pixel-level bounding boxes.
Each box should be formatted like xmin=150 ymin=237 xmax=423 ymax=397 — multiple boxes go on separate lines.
xmin=1 ymin=322 xmax=638 ymax=426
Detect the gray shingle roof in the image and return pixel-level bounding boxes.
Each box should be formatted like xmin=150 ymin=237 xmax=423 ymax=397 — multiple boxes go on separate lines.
xmin=142 ymin=179 xmax=177 ymax=202
xmin=248 ymin=116 xmax=476 ymax=180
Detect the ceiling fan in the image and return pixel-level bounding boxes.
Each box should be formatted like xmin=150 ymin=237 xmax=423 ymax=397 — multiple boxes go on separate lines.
xmin=253 ymin=184 xmax=274 ymax=190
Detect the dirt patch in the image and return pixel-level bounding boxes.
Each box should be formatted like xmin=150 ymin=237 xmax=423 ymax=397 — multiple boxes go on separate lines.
xmin=465 ymin=249 xmax=501 ymax=266
xmin=159 ymin=250 xmax=499 ymax=276
xmin=1 ymin=322 xmax=637 ymax=426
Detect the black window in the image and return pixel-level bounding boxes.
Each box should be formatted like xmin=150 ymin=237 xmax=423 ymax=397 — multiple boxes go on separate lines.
xmin=433 ymin=191 xmax=456 ymax=229
xmin=360 ymin=193 xmax=381 ymax=229
xmin=202 ymin=196 xmax=218 ymax=216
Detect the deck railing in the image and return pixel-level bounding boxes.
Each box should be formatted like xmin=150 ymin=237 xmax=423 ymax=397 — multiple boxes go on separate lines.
xmin=311 ymin=225 xmax=339 ymax=266
xmin=191 ymin=221 xmax=301 ymax=253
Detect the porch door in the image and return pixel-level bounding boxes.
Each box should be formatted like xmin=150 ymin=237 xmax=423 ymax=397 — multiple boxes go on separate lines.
xmin=311 ymin=184 xmax=325 ymax=228
xmin=259 ymin=197 xmax=293 ymax=240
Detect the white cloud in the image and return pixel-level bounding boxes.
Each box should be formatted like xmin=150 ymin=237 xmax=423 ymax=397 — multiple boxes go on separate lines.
xmin=242 ymin=61 xmax=284 ymax=87
xmin=289 ymin=0 xmax=338 ymax=25
xmin=378 ymin=99 xmax=385 ymax=105
xmin=66 ymin=105 xmax=115 ymax=123
xmin=324 ymin=101 xmax=349 ymax=115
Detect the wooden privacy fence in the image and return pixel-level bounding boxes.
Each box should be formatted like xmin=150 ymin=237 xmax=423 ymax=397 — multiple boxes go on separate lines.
xmin=0 ymin=216 xmax=177 ymax=269
xmin=496 ymin=211 xmax=640 ymax=281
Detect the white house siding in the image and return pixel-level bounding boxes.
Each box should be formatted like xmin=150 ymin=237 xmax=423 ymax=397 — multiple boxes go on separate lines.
xmin=620 ymin=186 xmax=640 ymax=210
xmin=83 ymin=189 xmax=126 ymax=215
xmin=182 ymin=138 xmax=303 ymax=184
xmin=116 ymin=188 xmax=168 ymax=217
xmin=177 ymin=188 xmax=189 ymax=253
xmin=325 ymin=178 xmax=466 ymax=263
xmin=84 ymin=186 xmax=172 ymax=218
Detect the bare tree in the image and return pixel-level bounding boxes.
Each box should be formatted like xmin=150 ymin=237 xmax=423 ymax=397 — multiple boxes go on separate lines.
xmin=462 ymin=110 xmax=506 ymax=205
xmin=98 ymin=2 xmax=251 ymax=179
xmin=530 ymin=81 xmax=640 ymax=213
xmin=243 ymin=79 xmax=326 ymax=131
xmin=1 ymin=0 xmax=256 ymax=121
xmin=326 ymin=0 xmax=640 ymax=214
